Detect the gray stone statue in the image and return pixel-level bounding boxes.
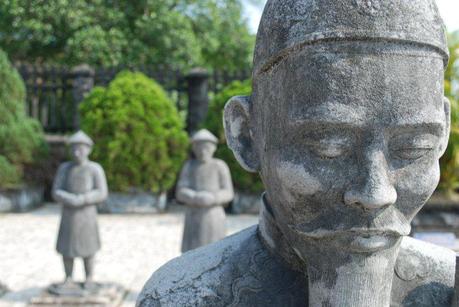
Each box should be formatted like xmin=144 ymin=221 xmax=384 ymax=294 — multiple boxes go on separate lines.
xmin=138 ymin=1 xmax=456 ymax=306
xmin=52 ymin=131 xmax=108 ymax=288
xmin=177 ymin=129 xmax=234 ymax=252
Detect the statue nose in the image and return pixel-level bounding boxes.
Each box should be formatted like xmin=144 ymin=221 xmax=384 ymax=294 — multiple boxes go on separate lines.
xmin=344 ymin=150 xmax=397 ymax=210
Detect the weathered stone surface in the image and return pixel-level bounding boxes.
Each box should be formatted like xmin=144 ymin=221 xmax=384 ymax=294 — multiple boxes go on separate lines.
xmin=0 ymin=186 xmax=44 ymax=212
xmin=98 ymin=191 xmax=167 ymax=214
xmin=138 ymin=204 xmax=455 ymax=307
xmin=29 ymin=282 xmax=125 ymax=307
xmin=176 ymin=129 xmax=234 ymax=252
xmin=139 ymin=0 xmax=454 ymax=306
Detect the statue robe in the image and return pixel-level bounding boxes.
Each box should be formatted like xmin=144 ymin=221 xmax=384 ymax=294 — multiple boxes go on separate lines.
xmin=52 ymin=161 xmax=108 ymax=258
xmin=177 ymin=158 xmax=234 ymax=252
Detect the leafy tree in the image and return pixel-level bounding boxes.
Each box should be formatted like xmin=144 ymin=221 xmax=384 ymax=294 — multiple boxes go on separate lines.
xmin=0 ymin=49 xmax=47 ymax=187
xmin=79 ymin=71 xmax=189 ymax=192
xmin=440 ymin=31 xmax=459 ymax=194
xmin=203 ymin=79 xmax=264 ymax=193
xmin=0 ymin=0 xmax=254 ymax=71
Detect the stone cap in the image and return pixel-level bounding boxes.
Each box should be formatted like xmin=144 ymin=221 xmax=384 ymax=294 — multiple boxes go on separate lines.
xmin=254 ymin=0 xmax=449 ymax=75
xmin=191 ymin=129 xmax=218 ymax=144
xmin=68 ymin=130 xmax=94 ymax=147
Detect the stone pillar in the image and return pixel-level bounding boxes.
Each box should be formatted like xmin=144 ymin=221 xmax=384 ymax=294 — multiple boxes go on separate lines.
xmin=71 ymin=64 xmax=95 ymax=130
xmin=185 ymin=68 xmax=209 ymax=134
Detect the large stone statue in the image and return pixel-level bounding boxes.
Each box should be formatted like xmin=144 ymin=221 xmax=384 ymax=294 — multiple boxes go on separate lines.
xmin=138 ymin=1 xmax=456 ymax=306
xmin=52 ymin=131 xmax=108 ymax=288
xmin=177 ymin=129 xmax=234 ymax=252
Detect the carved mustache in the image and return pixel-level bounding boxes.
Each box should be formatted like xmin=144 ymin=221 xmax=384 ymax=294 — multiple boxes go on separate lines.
xmin=288 ymin=205 xmax=412 ymax=238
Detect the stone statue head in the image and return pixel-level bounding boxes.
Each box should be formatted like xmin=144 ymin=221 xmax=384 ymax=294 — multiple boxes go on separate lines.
xmin=191 ymin=129 xmax=218 ymax=162
xmin=224 ymin=0 xmax=450 ymax=253
xmin=68 ymin=131 xmax=94 ymax=165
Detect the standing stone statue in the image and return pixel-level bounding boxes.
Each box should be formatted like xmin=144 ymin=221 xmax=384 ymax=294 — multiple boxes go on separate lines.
xmin=52 ymin=131 xmax=108 ymax=289
xmin=177 ymin=129 xmax=234 ymax=252
xmin=138 ymin=1 xmax=456 ymax=306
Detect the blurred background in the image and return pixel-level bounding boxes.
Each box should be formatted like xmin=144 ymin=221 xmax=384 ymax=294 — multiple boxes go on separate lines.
xmin=0 ymin=0 xmax=458 ymax=306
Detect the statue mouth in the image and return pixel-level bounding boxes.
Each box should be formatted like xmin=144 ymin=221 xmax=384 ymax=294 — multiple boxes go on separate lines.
xmin=288 ymin=226 xmax=407 ymax=252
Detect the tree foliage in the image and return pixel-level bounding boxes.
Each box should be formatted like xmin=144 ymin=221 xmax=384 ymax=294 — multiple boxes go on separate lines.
xmin=79 ymin=71 xmax=189 ymax=193
xmin=203 ymin=80 xmax=264 ymax=193
xmin=0 ymin=0 xmax=254 ymax=71
xmin=0 ymin=49 xmax=47 ymax=188
xmin=440 ymin=31 xmax=459 ymax=193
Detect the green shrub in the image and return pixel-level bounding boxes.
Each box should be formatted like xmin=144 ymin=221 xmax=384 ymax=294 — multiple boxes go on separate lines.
xmin=440 ymin=32 xmax=459 ymax=194
xmin=204 ymin=80 xmax=263 ymax=193
xmin=80 ymin=71 xmax=189 ymax=193
xmin=0 ymin=49 xmax=47 ymax=188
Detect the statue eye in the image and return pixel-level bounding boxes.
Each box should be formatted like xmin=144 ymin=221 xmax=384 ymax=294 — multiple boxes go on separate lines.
xmin=392 ymin=147 xmax=433 ymax=160
xmin=311 ymin=138 xmax=351 ymax=159
xmin=390 ymin=134 xmax=437 ymax=161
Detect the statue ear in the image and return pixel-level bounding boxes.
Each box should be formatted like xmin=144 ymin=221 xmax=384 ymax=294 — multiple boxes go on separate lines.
xmin=440 ymin=96 xmax=451 ymax=156
xmin=224 ymin=95 xmax=260 ymax=172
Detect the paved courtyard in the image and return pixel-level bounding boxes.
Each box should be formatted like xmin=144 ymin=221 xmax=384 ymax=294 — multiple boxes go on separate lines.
xmin=0 ymin=204 xmax=258 ymax=307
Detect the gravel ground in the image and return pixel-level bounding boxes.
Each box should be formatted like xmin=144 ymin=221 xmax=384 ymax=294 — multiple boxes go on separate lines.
xmin=0 ymin=204 xmax=258 ymax=307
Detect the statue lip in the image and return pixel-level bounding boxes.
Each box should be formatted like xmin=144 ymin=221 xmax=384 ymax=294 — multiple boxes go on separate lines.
xmin=288 ymin=226 xmax=409 ymax=239
xmin=289 ymin=226 xmax=405 ymax=252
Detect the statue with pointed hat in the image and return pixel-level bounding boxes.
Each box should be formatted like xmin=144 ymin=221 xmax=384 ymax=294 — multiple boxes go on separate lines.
xmin=138 ymin=1 xmax=456 ymax=306
xmin=176 ymin=129 xmax=234 ymax=252
xmin=51 ymin=130 xmax=108 ymax=291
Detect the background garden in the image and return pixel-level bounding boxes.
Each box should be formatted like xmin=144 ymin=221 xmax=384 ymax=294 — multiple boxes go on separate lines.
xmin=0 ymin=1 xmax=458 ymax=213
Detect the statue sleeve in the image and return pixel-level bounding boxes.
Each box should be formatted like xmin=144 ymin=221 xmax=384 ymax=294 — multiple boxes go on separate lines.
xmin=176 ymin=161 xmax=196 ymax=205
xmin=52 ymin=163 xmax=76 ymax=205
xmin=214 ymin=161 xmax=234 ymax=206
xmin=82 ymin=163 xmax=109 ymax=205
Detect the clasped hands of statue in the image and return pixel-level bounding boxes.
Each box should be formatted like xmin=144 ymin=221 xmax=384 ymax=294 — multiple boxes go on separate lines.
xmin=179 ymin=188 xmax=218 ymax=207
xmin=54 ymin=190 xmax=90 ymax=208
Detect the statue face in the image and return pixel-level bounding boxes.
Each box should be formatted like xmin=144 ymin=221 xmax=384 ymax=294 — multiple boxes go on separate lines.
xmin=71 ymin=143 xmax=91 ymax=164
xmin=192 ymin=141 xmax=216 ymax=162
xmin=250 ymin=49 xmax=449 ymax=252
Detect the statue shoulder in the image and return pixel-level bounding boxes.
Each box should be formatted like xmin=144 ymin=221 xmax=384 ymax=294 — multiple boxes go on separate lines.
xmin=137 ymin=226 xmax=259 ymax=307
xmin=87 ymin=161 xmax=105 ymax=173
xmin=56 ymin=161 xmax=74 ymax=173
xmin=211 ymin=158 xmax=230 ymax=170
xmin=391 ymin=236 xmax=455 ymax=306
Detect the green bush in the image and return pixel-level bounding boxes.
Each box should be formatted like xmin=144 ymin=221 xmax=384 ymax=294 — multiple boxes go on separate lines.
xmin=204 ymin=80 xmax=264 ymax=193
xmin=440 ymin=32 xmax=459 ymax=194
xmin=79 ymin=71 xmax=189 ymax=193
xmin=0 ymin=49 xmax=47 ymax=188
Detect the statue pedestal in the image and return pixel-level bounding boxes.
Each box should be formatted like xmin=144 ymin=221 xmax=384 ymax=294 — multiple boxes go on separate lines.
xmin=29 ymin=282 xmax=126 ymax=306
xmin=0 ymin=281 xmax=8 ymax=297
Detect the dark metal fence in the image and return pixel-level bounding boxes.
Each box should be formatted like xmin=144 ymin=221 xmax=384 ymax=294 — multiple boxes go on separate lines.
xmin=15 ymin=64 xmax=251 ymax=133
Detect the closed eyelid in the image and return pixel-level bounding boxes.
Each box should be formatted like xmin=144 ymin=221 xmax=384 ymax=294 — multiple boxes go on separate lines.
xmin=390 ymin=134 xmax=439 ymax=147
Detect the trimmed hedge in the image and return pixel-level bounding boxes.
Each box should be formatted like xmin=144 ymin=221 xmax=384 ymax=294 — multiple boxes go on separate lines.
xmin=0 ymin=49 xmax=47 ymax=188
xmin=79 ymin=71 xmax=189 ymax=192
xmin=204 ymin=80 xmax=264 ymax=193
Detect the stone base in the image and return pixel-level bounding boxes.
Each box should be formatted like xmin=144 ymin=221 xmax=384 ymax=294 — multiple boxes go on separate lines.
xmin=0 ymin=281 xmax=8 ymax=297
xmin=29 ymin=282 xmax=126 ymax=306
xmin=230 ymin=192 xmax=261 ymax=214
xmin=0 ymin=186 xmax=44 ymax=212
xmin=412 ymin=210 xmax=459 ymax=234
xmin=98 ymin=191 xmax=167 ymax=214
